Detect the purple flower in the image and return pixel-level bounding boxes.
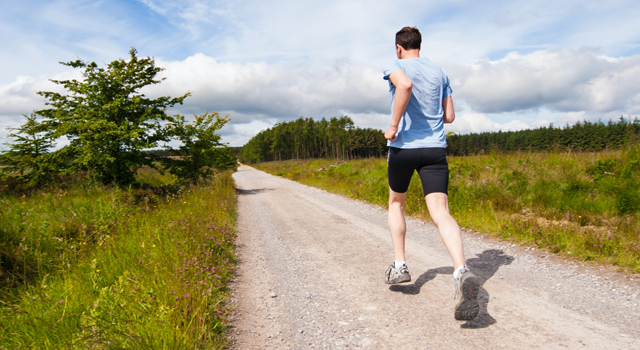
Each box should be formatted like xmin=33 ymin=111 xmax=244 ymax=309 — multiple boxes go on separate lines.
xmin=186 ymin=293 xmax=189 ymax=298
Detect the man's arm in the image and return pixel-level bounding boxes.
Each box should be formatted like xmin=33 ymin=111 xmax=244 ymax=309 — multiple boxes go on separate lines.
xmin=442 ymin=96 xmax=455 ymax=124
xmin=385 ymin=70 xmax=413 ymax=141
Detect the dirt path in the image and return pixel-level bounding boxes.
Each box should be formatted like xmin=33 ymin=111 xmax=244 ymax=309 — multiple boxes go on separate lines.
xmin=228 ymin=165 xmax=640 ymax=349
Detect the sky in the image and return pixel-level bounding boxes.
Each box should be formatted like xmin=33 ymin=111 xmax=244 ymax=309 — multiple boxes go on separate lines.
xmin=1 ymin=0 xmax=640 ymax=147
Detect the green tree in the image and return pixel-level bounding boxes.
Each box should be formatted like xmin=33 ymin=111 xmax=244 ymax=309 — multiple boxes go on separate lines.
xmin=36 ymin=48 xmax=189 ymax=185
xmin=163 ymin=111 xmax=235 ymax=184
xmin=0 ymin=114 xmax=56 ymax=185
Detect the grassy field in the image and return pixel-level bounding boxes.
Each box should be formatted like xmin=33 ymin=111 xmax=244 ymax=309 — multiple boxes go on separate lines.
xmin=254 ymin=145 xmax=640 ymax=273
xmin=0 ymin=167 xmax=237 ymax=349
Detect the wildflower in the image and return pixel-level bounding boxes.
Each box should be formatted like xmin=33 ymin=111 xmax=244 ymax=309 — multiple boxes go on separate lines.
xmin=175 ymin=296 xmax=179 ymax=301
xmin=152 ymin=245 xmax=156 ymax=247
xmin=185 ymin=293 xmax=189 ymax=298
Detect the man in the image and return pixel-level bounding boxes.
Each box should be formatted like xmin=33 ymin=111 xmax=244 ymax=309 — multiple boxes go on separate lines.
xmin=382 ymin=27 xmax=479 ymax=321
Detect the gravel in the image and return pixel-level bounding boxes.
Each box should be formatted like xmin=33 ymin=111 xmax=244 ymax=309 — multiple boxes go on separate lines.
xmin=228 ymin=166 xmax=640 ymax=349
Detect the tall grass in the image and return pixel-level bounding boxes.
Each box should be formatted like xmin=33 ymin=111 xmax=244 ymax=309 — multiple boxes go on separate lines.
xmin=254 ymin=145 xmax=640 ymax=272
xmin=0 ymin=168 xmax=237 ymax=349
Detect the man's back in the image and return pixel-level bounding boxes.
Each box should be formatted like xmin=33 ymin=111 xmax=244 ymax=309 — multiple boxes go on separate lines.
xmin=383 ymin=57 xmax=452 ymax=149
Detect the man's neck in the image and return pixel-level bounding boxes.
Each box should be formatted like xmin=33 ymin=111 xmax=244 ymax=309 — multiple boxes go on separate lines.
xmin=398 ymin=48 xmax=420 ymax=59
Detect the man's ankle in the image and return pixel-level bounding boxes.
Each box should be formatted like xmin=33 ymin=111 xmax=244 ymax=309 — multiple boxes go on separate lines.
xmin=453 ymin=264 xmax=468 ymax=279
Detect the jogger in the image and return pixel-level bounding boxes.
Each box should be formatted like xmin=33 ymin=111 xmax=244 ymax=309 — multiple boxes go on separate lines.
xmin=382 ymin=26 xmax=480 ymax=321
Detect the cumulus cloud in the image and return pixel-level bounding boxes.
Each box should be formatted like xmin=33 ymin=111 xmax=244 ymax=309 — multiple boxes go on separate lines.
xmin=443 ymin=111 xmax=532 ymax=135
xmin=447 ymin=48 xmax=640 ymax=115
xmin=148 ymin=54 xmax=389 ymax=122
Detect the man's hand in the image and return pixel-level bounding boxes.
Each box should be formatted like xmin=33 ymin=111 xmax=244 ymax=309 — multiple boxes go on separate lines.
xmin=385 ymin=125 xmax=398 ymax=142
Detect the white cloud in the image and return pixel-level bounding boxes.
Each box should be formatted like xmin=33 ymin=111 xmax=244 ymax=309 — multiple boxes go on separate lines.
xmin=447 ymin=49 xmax=640 ymax=115
xmin=443 ymin=111 xmax=541 ymax=135
xmin=149 ymin=54 xmax=389 ymax=121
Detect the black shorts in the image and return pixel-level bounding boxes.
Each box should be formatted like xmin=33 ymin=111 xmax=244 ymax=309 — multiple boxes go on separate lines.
xmin=387 ymin=147 xmax=449 ymax=196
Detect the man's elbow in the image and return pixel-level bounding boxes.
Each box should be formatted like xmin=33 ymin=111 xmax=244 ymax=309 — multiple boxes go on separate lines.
xmin=398 ymin=80 xmax=412 ymax=91
xmin=444 ymin=113 xmax=455 ymax=124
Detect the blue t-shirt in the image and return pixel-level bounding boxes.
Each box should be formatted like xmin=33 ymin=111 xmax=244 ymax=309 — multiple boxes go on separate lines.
xmin=383 ymin=57 xmax=452 ymax=149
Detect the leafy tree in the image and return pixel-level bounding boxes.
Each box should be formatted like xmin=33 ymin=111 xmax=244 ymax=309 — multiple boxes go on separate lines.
xmin=0 ymin=114 xmax=56 ymax=185
xmin=163 ymin=112 xmax=236 ymax=184
xmin=35 ymin=48 xmax=189 ymax=185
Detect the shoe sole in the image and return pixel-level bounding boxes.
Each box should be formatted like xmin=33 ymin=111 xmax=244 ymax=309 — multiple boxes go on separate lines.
xmin=385 ymin=275 xmax=411 ymax=284
xmin=455 ymin=276 xmax=480 ymax=321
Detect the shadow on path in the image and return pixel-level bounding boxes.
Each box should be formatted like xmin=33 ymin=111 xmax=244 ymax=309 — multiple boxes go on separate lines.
xmin=389 ymin=249 xmax=514 ymax=329
xmin=236 ymin=188 xmax=273 ymax=196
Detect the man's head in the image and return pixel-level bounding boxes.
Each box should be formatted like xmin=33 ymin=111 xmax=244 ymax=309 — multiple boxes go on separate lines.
xmin=395 ymin=27 xmax=421 ymax=51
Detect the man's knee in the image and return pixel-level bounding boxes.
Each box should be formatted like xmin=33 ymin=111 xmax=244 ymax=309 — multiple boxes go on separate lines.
xmin=389 ymin=188 xmax=406 ymax=209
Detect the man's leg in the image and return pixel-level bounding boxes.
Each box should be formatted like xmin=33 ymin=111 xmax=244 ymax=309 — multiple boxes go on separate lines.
xmin=388 ymin=189 xmax=407 ymax=261
xmin=426 ymin=192 xmax=479 ymax=320
xmin=384 ymin=188 xmax=411 ymax=284
xmin=425 ymin=192 xmax=465 ymax=269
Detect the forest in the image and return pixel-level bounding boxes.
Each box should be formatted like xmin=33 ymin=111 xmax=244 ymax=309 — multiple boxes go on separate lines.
xmin=447 ymin=117 xmax=640 ymax=156
xmin=238 ymin=116 xmax=388 ymax=163
xmin=239 ymin=116 xmax=640 ymax=163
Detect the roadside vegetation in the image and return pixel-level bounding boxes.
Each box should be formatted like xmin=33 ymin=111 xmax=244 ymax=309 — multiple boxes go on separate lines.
xmin=0 ymin=49 xmax=238 ymax=348
xmin=0 ymin=169 xmax=237 ymax=348
xmin=253 ymin=145 xmax=640 ymax=273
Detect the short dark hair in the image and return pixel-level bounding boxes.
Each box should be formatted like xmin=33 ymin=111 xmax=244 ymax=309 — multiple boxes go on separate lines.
xmin=395 ymin=27 xmax=421 ymax=50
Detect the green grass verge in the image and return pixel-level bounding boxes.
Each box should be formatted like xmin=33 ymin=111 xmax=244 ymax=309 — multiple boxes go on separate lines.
xmin=253 ymin=146 xmax=640 ymax=273
xmin=0 ymin=168 xmax=236 ymax=349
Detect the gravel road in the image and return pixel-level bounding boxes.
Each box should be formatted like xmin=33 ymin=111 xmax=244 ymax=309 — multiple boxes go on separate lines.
xmin=229 ymin=165 xmax=640 ymax=349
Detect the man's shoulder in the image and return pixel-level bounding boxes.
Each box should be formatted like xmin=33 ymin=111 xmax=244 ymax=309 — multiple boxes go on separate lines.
xmin=383 ymin=59 xmax=403 ymax=77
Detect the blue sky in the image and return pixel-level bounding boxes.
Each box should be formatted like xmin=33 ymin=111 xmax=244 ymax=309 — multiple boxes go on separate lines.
xmin=2 ymin=0 xmax=640 ymax=146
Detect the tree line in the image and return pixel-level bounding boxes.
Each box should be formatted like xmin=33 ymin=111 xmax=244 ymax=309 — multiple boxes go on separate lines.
xmin=238 ymin=116 xmax=388 ymax=163
xmin=0 ymin=49 xmax=236 ymax=188
xmin=446 ymin=117 xmax=640 ymax=156
xmin=239 ymin=116 xmax=640 ymax=163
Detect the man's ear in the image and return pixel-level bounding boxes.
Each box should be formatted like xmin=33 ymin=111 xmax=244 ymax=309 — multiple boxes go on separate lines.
xmin=396 ymin=44 xmax=403 ymax=58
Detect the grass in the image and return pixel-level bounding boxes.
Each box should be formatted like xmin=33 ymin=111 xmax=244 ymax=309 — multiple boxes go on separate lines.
xmin=0 ymin=167 xmax=237 ymax=349
xmin=253 ymin=145 xmax=640 ymax=273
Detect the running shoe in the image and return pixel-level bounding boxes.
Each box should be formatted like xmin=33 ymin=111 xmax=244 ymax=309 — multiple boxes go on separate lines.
xmin=384 ymin=263 xmax=411 ymax=284
xmin=454 ymin=266 xmax=480 ymax=321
